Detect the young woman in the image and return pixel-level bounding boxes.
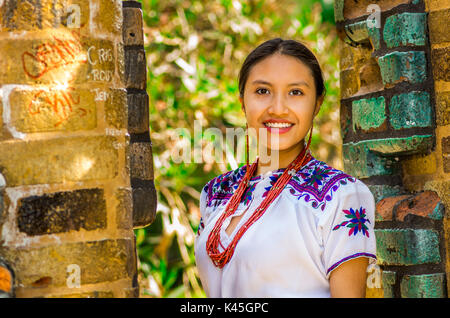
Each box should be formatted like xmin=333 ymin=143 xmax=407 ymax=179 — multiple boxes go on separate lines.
xmin=195 ymin=38 xmax=377 ymax=298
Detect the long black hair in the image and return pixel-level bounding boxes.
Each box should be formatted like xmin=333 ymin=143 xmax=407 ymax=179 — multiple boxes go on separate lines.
xmin=238 ymin=38 xmax=326 ymax=100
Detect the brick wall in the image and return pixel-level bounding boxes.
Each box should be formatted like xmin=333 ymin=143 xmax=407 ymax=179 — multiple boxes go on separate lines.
xmin=335 ymin=0 xmax=449 ymax=297
xmin=0 ymin=0 xmax=156 ymax=298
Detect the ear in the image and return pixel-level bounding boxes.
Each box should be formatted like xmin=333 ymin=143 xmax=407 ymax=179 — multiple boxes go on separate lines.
xmin=239 ymin=96 xmax=245 ymax=112
xmin=313 ymin=94 xmax=324 ymax=118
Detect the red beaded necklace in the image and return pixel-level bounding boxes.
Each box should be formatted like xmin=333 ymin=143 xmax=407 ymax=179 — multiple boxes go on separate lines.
xmin=206 ymin=125 xmax=314 ymax=268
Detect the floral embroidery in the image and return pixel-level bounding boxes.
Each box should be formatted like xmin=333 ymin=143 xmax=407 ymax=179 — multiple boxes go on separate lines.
xmin=241 ymin=182 xmax=257 ymax=205
xmin=301 ymin=166 xmax=335 ymax=189
xmin=332 ymin=207 xmax=371 ymax=237
xmin=286 ymin=159 xmax=356 ymax=211
xmin=262 ymin=173 xmax=282 ymax=198
xmin=197 ymin=217 xmax=205 ymax=236
xmin=204 ymin=157 xmax=356 ymax=211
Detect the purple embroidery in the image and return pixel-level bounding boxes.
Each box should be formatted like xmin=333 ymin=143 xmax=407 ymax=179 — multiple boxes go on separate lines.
xmin=197 ymin=217 xmax=205 ymax=236
xmin=327 ymin=253 xmax=377 ymax=275
xmin=286 ymin=159 xmax=356 ymax=211
xmin=332 ymin=207 xmax=371 ymax=237
xmin=204 ymin=157 xmax=356 ymax=211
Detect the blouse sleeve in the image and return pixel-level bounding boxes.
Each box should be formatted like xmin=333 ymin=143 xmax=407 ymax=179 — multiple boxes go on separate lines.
xmin=318 ymin=179 xmax=377 ymax=279
xmin=196 ymin=179 xmax=213 ymax=237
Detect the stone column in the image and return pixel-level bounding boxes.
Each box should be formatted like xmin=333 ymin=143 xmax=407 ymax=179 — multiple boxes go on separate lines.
xmin=0 ymin=0 xmax=142 ymax=297
xmin=335 ymin=0 xmax=449 ymax=298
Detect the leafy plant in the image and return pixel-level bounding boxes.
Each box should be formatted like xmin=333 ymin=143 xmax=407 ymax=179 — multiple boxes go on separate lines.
xmin=135 ymin=0 xmax=341 ymax=298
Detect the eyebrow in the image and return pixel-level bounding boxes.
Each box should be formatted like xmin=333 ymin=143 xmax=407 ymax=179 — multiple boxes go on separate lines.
xmin=251 ymin=80 xmax=310 ymax=88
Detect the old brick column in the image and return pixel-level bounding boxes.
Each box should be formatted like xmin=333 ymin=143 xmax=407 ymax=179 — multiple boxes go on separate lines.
xmin=335 ymin=0 xmax=449 ymax=297
xmin=0 ymin=0 xmax=154 ymax=297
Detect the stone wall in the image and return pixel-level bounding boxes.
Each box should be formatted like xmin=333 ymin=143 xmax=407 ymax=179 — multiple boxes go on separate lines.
xmin=335 ymin=0 xmax=449 ymax=297
xmin=0 ymin=0 xmax=156 ymax=298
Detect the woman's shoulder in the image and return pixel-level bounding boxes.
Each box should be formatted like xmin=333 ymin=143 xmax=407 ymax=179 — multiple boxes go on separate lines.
xmin=287 ymin=156 xmax=371 ymax=211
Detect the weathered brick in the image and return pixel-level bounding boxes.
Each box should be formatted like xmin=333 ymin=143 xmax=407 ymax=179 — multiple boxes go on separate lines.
xmin=122 ymin=7 xmax=144 ymax=46
xmin=340 ymin=68 xmax=360 ymax=99
xmin=425 ymin=0 xmax=450 ymax=11
xmin=443 ymin=136 xmax=450 ymax=154
xmin=129 ymin=142 xmax=154 ymax=180
xmin=334 ymin=0 xmax=345 ymax=22
xmin=132 ymin=184 xmax=157 ymax=228
xmin=377 ymin=51 xmax=427 ymax=86
xmin=344 ymin=21 xmax=369 ymax=44
xmin=367 ymin=24 xmax=381 ymax=50
xmin=403 ymin=153 xmax=437 ymax=176
xmin=343 ymin=142 xmax=398 ymax=178
xmin=339 ymin=44 xmax=354 ymax=70
xmin=431 ymin=47 xmax=450 ymax=82
xmin=128 ymin=92 xmax=149 ymax=134
xmin=365 ymin=135 xmax=433 ymax=156
xmin=389 ymin=91 xmax=432 ymax=130
xmin=9 ymin=87 xmax=97 ymax=133
xmin=124 ymin=47 xmax=146 ymax=90
xmin=104 ymin=88 xmax=127 ymax=129
xmin=375 ymin=194 xmax=412 ymax=221
xmin=435 ymin=91 xmax=450 ymax=126
xmin=0 ymin=239 xmax=136 ymax=288
xmin=400 ymin=273 xmax=446 ymax=298
xmin=0 ymin=36 xmax=117 ymax=85
xmin=115 ymin=187 xmax=133 ymax=230
xmin=396 ymin=191 xmax=443 ymax=221
xmin=359 ymin=59 xmax=384 ymax=94
xmin=352 ymin=96 xmax=386 ymax=132
xmin=444 ymin=156 xmax=450 ymax=173
xmin=383 ymin=13 xmax=427 ymax=48
xmin=342 ymin=0 xmax=412 ymax=20
xmin=92 ymin=0 xmax=123 ymax=36
xmin=382 ymin=271 xmax=396 ymax=298
xmin=0 ymin=136 xmax=119 ymax=187
xmin=428 ymin=9 xmax=450 ymax=44
xmin=367 ymin=184 xmax=403 ymax=203
xmin=0 ymin=0 xmax=90 ymax=31
xmin=375 ymin=229 xmax=441 ymax=265
xmin=17 ymin=188 xmax=107 ymax=236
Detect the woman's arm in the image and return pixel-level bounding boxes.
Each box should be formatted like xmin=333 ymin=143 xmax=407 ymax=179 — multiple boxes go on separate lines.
xmin=329 ymin=257 xmax=369 ymax=298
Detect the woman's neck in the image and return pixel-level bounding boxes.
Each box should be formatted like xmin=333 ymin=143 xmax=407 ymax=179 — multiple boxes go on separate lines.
xmin=255 ymin=141 xmax=305 ymax=176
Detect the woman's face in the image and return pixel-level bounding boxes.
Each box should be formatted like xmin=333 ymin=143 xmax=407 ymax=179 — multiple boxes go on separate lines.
xmin=240 ymin=53 xmax=323 ymax=152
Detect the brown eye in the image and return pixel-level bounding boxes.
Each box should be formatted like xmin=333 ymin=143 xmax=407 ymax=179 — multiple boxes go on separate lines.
xmin=290 ymin=89 xmax=303 ymax=96
xmin=256 ymin=88 xmax=270 ymax=95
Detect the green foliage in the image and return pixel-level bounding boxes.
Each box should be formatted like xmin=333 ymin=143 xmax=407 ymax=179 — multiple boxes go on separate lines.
xmin=135 ymin=0 xmax=341 ymax=298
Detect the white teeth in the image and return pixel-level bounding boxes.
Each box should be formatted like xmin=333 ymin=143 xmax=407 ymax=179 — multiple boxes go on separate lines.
xmin=264 ymin=122 xmax=293 ymax=128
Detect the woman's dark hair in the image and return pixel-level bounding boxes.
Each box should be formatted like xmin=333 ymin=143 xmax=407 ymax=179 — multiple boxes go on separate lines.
xmin=238 ymin=38 xmax=326 ymax=99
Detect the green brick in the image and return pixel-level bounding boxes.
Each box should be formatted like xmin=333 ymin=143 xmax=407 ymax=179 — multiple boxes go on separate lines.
xmin=343 ymin=142 xmax=398 ymax=178
xmin=377 ymin=51 xmax=427 ymax=85
xmin=400 ymin=273 xmax=445 ymax=298
xmin=365 ymin=135 xmax=433 ymax=156
xmin=375 ymin=229 xmax=441 ymax=265
xmin=382 ymin=271 xmax=396 ymax=298
xmin=389 ymin=91 xmax=432 ymax=129
xmin=368 ymin=24 xmax=381 ymax=50
xmin=383 ymin=13 xmax=427 ymax=48
xmin=352 ymin=96 xmax=386 ymax=132
xmin=367 ymin=184 xmax=403 ymax=203
xmin=430 ymin=202 xmax=445 ymax=220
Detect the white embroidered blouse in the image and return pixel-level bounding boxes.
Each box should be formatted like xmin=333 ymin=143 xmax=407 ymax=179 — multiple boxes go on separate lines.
xmin=194 ymin=155 xmax=377 ymax=298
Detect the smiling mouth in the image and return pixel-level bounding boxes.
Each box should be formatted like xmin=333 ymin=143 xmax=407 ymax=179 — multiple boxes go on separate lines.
xmin=263 ymin=122 xmax=294 ymax=128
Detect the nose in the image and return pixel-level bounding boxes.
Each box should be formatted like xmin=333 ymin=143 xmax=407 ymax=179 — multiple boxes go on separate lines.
xmin=268 ymin=92 xmax=288 ymax=116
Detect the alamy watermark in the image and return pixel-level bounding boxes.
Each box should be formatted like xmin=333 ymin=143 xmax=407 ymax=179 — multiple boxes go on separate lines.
xmin=169 ymin=120 xmax=281 ymax=167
